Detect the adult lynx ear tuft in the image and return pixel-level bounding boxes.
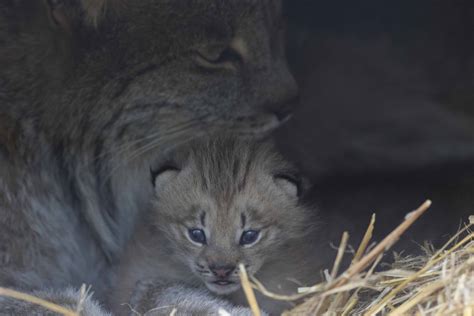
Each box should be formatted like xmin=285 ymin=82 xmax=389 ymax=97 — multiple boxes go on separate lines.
xmin=45 ymin=0 xmax=111 ymax=29
xmin=45 ymin=0 xmax=71 ymax=31
xmin=150 ymin=165 xmax=181 ymax=191
xmin=81 ymin=0 xmax=108 ymax=26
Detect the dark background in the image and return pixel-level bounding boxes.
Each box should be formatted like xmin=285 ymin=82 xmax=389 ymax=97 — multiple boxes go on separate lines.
xmin=278 ymin=0 xmax=474 ymax=252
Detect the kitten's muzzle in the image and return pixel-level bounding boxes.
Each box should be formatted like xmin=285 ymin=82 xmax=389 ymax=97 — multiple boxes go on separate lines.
xmin=201 ymin=263 xmax=241 ymax=294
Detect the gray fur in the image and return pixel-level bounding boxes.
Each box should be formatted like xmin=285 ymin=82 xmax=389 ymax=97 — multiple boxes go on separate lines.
xmin=0 ymin=287 xmax=110 ymax=316
xmin=112 ymin=137 xmax=319 ymax=315
xmin=124 ymin=280 xmax=266 ymax=316
xmin=0 ymin=0 xmax=297 ymax=306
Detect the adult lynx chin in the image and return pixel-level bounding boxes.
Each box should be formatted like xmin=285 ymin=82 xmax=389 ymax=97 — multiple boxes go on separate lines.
xmin=0 ymin=0 xmax=298 ymax=308
xmin=112 ymin=137 xmax=319 ymax=315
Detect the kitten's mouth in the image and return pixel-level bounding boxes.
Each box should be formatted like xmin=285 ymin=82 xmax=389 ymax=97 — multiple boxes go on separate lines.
xmin=204 ymin=279 xmax=241 ymax=295
xmin=213 ymin=280 xmax=235 ymax=286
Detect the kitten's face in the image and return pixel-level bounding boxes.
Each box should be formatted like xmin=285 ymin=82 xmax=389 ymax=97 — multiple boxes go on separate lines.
xmin=149 ymin=139 xmax=311 ymax=295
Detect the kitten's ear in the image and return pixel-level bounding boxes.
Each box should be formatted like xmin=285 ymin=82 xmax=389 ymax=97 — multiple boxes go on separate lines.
xmin=150 ymin=165 xmax=180 ymax=191
xmin=274 ymin=173 xmax=307 ymax=198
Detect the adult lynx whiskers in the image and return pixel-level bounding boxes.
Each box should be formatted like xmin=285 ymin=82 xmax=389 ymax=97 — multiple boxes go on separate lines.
xmin=113 ymin=137 xmax=319 ymax=315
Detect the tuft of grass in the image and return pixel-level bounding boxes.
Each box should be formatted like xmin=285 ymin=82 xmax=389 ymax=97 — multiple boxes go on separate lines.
xmin=240 ymin=200 xmax=474 ymax=315
xmin=0 ymin=284 xmax=93 ymax=316
xmin=2 ymin=200 xmax=472 ymax=316
xmin=0 ymin=287 xmax=79 ymax=316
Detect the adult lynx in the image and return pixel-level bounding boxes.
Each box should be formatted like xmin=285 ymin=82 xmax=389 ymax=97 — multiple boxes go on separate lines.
xmin=0 ymin=0 xmax=298 ymax=305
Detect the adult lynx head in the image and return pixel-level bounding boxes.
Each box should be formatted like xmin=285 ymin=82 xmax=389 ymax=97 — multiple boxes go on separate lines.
xmin=148 ymin=137 xmax=313 ymax=295
xmin=1 ymin=0 xmax=297 ymax=160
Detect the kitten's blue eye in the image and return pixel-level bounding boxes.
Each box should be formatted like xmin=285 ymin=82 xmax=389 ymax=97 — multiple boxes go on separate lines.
xmin=188 ymin=228 xmax=207 ymax=245
xmin=240 ymin=230 xmax=260 ymax=246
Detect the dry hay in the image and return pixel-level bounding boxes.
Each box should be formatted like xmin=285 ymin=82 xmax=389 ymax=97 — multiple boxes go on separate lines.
xmin=239 ymin=200 xmax=474 ymax=315
xmin=0 ymin=284 xmax=91 ymax=316
xmin=0 ymin=200 xmax=472 ymax=315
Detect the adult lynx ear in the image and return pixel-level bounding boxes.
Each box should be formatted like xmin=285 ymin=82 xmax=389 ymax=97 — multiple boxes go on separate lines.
xmin=274 ymin=173 xmax=304 ymax=198
xmin=80 ymin=0 xmax=109 ymax=26
xmin=150 ymin=165 xmax=180 ymax=191
xmin=44 ymin=0 xmax=110 ymax=29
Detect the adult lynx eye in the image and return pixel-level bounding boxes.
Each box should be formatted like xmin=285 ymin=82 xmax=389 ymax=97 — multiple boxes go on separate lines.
xmin=210 ymin=47 xmax=243 ymax=64
xmin=188 ymin=228 xmax=207 ymax=245
xmin=194 ymin=43 xmax=244 ymax=71
xmin=239 ymin=230 xmax=260 ymax=246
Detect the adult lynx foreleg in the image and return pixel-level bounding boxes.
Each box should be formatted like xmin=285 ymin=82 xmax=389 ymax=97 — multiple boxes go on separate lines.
xmin=0 ymin=287 xmax=110 ymax=316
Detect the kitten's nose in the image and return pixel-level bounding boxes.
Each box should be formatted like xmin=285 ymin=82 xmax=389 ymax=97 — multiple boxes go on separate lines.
xmin=209 ymin=264 xmax=235 ymax=278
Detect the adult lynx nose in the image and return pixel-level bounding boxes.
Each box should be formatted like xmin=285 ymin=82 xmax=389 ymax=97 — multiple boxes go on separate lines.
xmin=259 ymin=60 xmax=300 ymax=126
xmin=272 ymin=95 xmax=300 ymax=123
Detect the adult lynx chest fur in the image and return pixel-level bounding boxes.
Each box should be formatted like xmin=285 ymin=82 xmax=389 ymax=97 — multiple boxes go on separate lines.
xmin=0 ymin=0 xmax=297 ymax=298
xmin=113 ymin=137 xmax=318 ymax=315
